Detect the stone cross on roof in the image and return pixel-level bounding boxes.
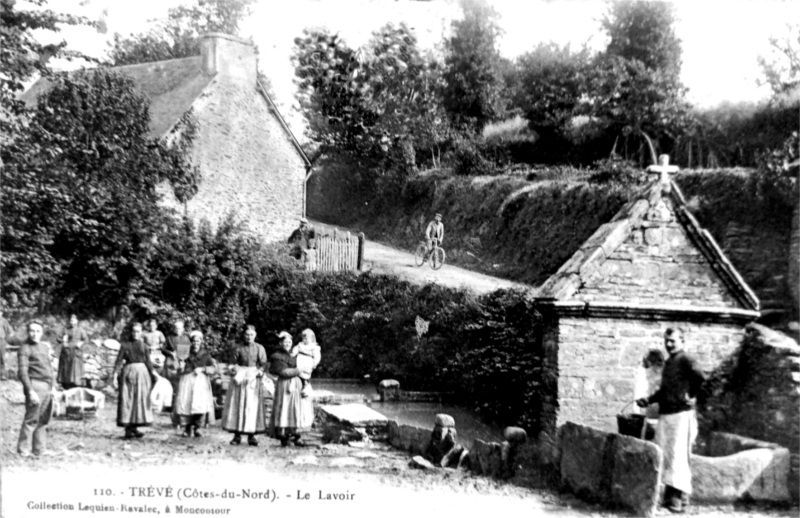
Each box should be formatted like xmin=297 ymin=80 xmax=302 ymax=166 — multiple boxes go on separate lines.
xmin=646 ymin=154 xmax=679 ymax=186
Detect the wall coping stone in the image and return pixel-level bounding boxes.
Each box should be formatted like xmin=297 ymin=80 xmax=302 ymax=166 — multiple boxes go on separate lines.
xmin=535 ymin=300 xmax=760 ymax=323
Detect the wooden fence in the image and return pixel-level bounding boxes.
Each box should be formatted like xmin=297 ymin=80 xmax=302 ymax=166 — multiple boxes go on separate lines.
xmin=305 ymin=230 xmax=365 ymax=272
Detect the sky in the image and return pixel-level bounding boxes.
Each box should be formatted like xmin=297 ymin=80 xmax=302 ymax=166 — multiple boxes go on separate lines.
xmin=32 ymin=0 xmax=800 ymax=132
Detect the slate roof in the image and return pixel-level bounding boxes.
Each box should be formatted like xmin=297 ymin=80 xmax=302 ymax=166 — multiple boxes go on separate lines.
xmin=20 ymin=57 xmax=311 ymax=168
xmin=535 ymin=176 xmax=761 ymax=312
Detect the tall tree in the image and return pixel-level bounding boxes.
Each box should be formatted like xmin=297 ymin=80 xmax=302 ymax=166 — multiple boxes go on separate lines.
xmin=758 ymin=24 xmax=800 ymax=98
xmin=514 ymin=43 xmax=592 ymax=155
xmin=1 ymin=71 xmax=199 ymax=310
xmin=590 ymin=0 xmax=691 ymax=163
xmin=108 ymin=0 xmax=256 ymax=66
xmin=601 ymin=0 xmax=682 ymax=76
xmin=0 ymin=0 xmax=91 ymax=137
xmin=294 ymin=24 xmax=444 ymax=167
xmin=441 ymin=0 xmax=505 ymax=132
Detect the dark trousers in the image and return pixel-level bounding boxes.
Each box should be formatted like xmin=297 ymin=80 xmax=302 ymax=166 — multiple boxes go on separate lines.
xmin=0 ymin=340 xmax=6 ymax=378
xmin=18 ymin=380 xmax=53 ymax=455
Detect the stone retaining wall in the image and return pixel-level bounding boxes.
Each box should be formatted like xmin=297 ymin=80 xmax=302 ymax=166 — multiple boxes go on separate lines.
xmin=705 ymin=324 xmax=800 ymax=454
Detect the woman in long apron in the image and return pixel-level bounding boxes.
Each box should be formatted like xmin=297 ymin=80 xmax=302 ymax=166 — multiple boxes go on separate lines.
xmin=175 ymin=331 xmax=216 ymax=437
xmin=220 ymin=325 xmax=267 ymax=446
xmin=57 ymin=314 xmax=88 ymax=389
xmin=269 ymin=332 xmax=314 ymax=447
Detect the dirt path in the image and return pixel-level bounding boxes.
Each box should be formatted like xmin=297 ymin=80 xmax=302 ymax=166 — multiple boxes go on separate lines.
xmin=312 ymin=221 xmax=531 ymax=295
xmin=1 ymin=380 xmax=793 ymax=518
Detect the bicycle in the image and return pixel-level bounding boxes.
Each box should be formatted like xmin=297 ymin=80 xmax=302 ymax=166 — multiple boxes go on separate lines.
xmin=414 ymin=238 xmax=446 ymax=270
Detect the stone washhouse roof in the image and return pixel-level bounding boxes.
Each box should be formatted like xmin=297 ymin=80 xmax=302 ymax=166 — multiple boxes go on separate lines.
xmin=534 ymin=159 xmax=760 ymax=321
xmin=20 ymin=55 xmax=311 ymax=169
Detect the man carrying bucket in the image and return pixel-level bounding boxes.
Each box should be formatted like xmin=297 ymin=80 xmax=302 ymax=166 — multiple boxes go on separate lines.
xmin=636 ymin=328 xmax=705 ymax=514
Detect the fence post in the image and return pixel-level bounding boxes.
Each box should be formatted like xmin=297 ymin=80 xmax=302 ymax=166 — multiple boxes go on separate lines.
xmin=357 ymin=232 xmax=366 ymax=271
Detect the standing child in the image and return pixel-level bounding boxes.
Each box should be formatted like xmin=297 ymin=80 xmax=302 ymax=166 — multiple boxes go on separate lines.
xmin=293 ymin=329 xmax=321 ymax=398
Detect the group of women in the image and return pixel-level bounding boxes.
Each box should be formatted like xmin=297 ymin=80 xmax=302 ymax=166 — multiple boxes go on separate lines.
xmin=112 ymin=321 xmax=320 ymax=446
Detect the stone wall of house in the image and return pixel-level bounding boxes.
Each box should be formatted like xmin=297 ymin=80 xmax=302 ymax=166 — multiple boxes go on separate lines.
xmin=552 ymin=316 xmax=745 ymax=432
xmin=159 ymin=35 xmax=307 ymax=244
xmin=575 ymin=214 xmax=740 ymax=308
xmin=169 ymin=79 xmax=306 ymax=243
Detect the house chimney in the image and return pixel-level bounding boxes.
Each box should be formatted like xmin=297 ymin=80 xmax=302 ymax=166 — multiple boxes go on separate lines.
xmin=201 ymin=33 xmax=257 ymax=85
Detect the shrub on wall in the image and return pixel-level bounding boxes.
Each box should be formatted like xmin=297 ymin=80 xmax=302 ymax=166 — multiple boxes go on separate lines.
xmin=448 ymin=137 xmax=496 ymax=176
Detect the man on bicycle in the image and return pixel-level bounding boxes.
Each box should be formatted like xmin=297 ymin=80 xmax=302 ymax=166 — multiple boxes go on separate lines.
xmin=425 ymin=213 xmax=444 ymax=259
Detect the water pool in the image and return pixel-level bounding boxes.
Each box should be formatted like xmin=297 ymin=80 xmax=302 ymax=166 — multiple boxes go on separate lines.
xmin=313 ymin=380 xmax=504 ymax=445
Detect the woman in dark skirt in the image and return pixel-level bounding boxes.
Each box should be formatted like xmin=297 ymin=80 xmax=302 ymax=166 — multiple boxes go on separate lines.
xmin=57 ymin=314 xmax=88 ymax=389
xmin=269 ymin=332 xmax=314 ymax=447
xmin=113 ymin=322 xmax=157 ymax=439
xmin=175 ymin=331 xmax=216 ymax=437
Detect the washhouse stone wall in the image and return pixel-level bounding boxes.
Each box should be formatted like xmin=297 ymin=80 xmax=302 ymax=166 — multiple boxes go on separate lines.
xmin=575 ymin=219 xmax=740 ymax=307
xmin=547 ymin=317 xmax=744 ymax=432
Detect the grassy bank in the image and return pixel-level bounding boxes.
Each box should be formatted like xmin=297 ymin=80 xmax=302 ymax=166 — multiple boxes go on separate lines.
xmin=309 ymin=167 xmax=794 ymax=310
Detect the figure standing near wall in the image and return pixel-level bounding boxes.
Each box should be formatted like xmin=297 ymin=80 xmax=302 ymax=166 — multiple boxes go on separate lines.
xmin=288 ymin=218 xmax=316 ymax=262
xmin=0 ymin=305 xmax=16 ymax=380
xmin=57 ymin=314 xmax=88 ymax=390
xmin=636 ymin=328 xmax=706 ymax=513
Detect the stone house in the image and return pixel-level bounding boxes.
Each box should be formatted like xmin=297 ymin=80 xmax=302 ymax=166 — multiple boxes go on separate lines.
xmin=533 ymin=158 xmax=761 ymax=432
xmin=22 ymin=33 xmax=311 ymax=242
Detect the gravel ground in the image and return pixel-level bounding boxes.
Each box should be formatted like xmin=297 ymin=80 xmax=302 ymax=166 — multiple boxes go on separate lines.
xmin=0 ymin=379 xmax=795 ymax=518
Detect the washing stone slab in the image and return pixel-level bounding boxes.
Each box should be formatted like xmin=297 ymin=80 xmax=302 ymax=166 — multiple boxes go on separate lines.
xmin=317 ymin=404 xmax=390 ymax=444
xmin=318 ymin=404 xmax=389 ymax=427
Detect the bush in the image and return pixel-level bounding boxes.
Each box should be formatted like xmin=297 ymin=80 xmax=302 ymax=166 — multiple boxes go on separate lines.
xmin=447 ymin=137 xmax=496 ymax=176
xmin=588 ymin=155 xmax=646 ymax=185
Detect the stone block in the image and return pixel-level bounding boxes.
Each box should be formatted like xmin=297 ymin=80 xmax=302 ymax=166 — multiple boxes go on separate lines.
xmin=377 ymin=379 xmax=400 ymax=401
xmin=556 ymin=249 xmax=587 ymax=275
xmin=410 ymin=455 xmax=436 ymax=470
xmin=537 ymin=273 xmax=581 ymax=299
xmin=378 ymin=379 xmax=400 ymax=389
xmin=708 ymin=431 xmax=780 ymax=457
xmin=471 ymin=439 xmax=503 ymax=477
xmin=610 ymin=434 xmax=661 ymax=517
xmin=318 ymin=404 xmax=389 ymax=444
xmin=691 ymin=448 xmax=792 ymax=503
xmin=387 ymin=421 xmax=430 ymax=455
xmin=558 ymin=422 xmax=611 ymax=501
xmin=578 ymin=247 xmax=606 ymax=280
xmin=318 ymin=403 xmax=388 ymax=428
xmin=434 ymin=414 xmax=455 ymax=427
xmin=643 ymin=228 xmax=663 ymax=246
xmin=503 ymin=426 xmax=528 ymax=445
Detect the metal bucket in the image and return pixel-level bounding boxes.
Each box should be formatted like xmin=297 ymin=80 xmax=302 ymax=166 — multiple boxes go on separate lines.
xmin=617 ymin=413 xmax=655 ymax=440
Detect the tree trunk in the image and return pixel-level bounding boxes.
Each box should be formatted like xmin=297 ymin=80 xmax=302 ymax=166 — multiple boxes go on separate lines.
xmin=790 ymin=187 xmax=800 ymax=321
